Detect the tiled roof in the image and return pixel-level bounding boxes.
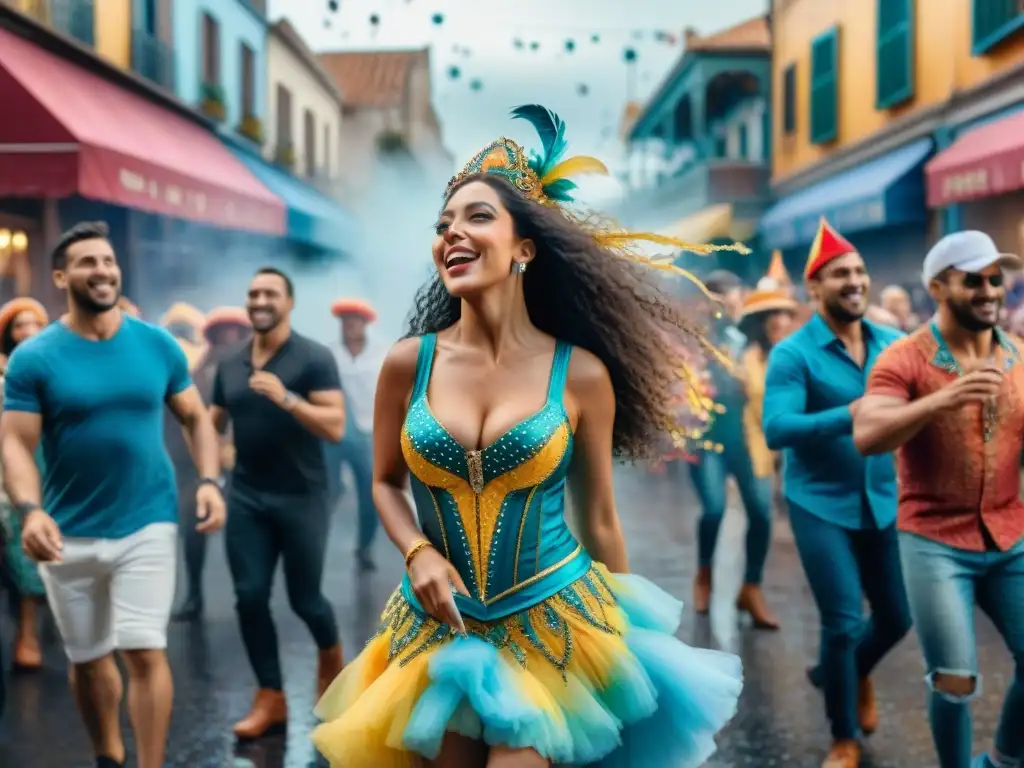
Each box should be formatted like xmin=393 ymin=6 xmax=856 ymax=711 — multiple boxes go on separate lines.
xmin=685 ymin=16 xmax=771 ymax=52
xmin=318 ymin=49 xmax=426 ymax=108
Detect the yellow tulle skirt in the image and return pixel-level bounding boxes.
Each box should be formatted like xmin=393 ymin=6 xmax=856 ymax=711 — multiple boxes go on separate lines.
xmin=312 ymin=563 xmax=742 ymax=767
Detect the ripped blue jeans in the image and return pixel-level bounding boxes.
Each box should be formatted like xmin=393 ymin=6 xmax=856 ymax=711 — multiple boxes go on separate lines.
xmin=899 ymin=532 xmax=1024 ymax=768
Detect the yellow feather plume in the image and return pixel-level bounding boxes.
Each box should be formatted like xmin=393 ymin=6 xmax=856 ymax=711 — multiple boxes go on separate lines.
xmin=539 ymin=155 xmax=609 ymax=185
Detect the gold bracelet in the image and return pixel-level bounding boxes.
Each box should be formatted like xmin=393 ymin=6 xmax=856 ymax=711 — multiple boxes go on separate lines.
xmin=404 ymin=538 xmax=433 ymax=570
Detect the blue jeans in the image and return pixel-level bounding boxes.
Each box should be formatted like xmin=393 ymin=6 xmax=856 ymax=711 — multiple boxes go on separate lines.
xmin=325 ymin=429 xmax=377 ymax=553
xmin=899 ymin=532 xmax=1024 ymax=768
xmin=689 ymin=444 xmax=773 ymax=584
xmin=789 ymin=501 xmax=913 ymax=740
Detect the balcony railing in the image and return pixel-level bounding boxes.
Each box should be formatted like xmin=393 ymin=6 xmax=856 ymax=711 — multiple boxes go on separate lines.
xmin=8 ymin=0 xmax=95 ymax=47
xmin=131 ymin=29 xmax=175 ymax=91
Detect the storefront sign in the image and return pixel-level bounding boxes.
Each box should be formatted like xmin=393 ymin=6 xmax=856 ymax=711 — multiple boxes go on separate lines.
xmin=763 ymin=196 xmax=887 ymax=251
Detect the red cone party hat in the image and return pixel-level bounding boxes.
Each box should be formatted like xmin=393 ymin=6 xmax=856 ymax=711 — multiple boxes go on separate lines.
xmin=804 ymin=218 xmax=858 ymax=279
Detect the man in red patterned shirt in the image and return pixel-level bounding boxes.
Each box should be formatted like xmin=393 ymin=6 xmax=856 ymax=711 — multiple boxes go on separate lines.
xmin=853 ymin=231 xmax=1024 ymax=768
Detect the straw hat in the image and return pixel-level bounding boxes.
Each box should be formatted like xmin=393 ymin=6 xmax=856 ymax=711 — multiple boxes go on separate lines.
xmin=160 ymin=302 xmax=206 ymax=331
xmin=740 ymin=289 xmax=797 ymax=319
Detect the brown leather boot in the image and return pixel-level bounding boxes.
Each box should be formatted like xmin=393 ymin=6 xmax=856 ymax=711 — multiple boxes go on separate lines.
xmin=693 ymin=566 xmax=712 ymax=614
xmin=316 ymin=644 xmax=344 ymax=698
xmin=232 ymin=689 xmax=288 ymax=740
xmin=736 ymin=583 xmax=781 ymax=630
xmin=822 ymin=739 xmax=860 ymax=768
xmin=858 ymin=677 xmax=878 ymax=735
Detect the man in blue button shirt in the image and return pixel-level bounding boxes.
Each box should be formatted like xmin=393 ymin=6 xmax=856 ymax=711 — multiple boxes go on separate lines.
xmin=763 ymin=219 xmax=911 ymax=768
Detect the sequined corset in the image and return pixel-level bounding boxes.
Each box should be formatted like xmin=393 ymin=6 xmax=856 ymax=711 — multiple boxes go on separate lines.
xmin=400 ymin=333 xmax=590 ymax=621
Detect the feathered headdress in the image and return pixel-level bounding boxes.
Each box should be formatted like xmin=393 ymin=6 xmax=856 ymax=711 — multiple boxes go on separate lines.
xmin=447 ymin=105 xmax=749 ymax=300
xmin=447 ymin=105 xmax=751 ymax=448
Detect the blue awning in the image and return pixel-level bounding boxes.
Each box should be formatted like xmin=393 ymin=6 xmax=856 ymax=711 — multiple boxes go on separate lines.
xmin=227 ymin=146 xmax=357 ymax=252
xmin=759 ymin=138 xmax=933 ymax=251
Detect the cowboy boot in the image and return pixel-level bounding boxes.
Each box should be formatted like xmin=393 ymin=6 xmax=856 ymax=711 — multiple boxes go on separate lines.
xmin=693 ymin=566 xmax=712 ymax=615
xmin=317 ymin=644 xmax=344 ymax=698
xmin=736 ymin=583 xmax=781 ymax=630
xmin=232 ymin=689 xmax=288 ymax=740
xmin=858 ymin=677 xmax=878 ymax=735
xmin=822 ymin=739 xmax=860 ymax=768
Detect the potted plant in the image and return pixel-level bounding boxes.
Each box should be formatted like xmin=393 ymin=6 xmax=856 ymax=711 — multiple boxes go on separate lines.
xmin=238 ymin=114 xmax=264 ymax=145
xmin=274 ymin=142 xmax=296 ymax=170
xmin=376 ymin=129 xmax=409 ymax=155
xmin=200 ymin=82 xmax=226 ymax=122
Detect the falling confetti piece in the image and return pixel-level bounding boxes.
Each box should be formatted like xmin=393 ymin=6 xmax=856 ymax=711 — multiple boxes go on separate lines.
xmin=565 ymin=39 xmax=575 ymax=52
xmin=529 ymin=41 xmax=539 ymax=51
xmin=623 ymin=47 xmax=637 ymax=63
xmin=577 ymin=83 xmax=589 ymax=96
xmin=432 ymin=12 xmax=444 ymax=24
xmin=327 ymin=0 xmax=338 ymax=11
xmin=470 ymin=79 xmax=483 ymax=91
xmin=591 ymin=34 xmax=600 ymax=43
xmin=448 ymin=65 xmax=461 ymax=79
xmin=513 ymin=38 xmax=523 ymax=49
xmin=369 ymin=13 xmax=379 ymax=25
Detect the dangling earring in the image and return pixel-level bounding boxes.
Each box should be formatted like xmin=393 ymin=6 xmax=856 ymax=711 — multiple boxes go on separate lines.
xmin=517 ymin=262 xmax=527 ymax=274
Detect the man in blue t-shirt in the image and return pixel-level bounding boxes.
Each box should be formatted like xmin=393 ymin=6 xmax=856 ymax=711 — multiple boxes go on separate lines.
xmin=0 ymin=221 xmax=225 ymax=768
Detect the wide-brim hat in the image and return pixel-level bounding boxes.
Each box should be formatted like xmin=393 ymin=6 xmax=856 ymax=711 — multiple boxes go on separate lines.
xmin=203 ymin=306 xmax=251 ymax=341
xmin=740 ymin=289 xmax=798 ymax=319
xmin=0 ymin=298 xmax=49 ymax=340
xmin=160 ymin=301 xmax=206 ymax=331
xmin=176 ymin=338 xmax=206 ymax=373
xmin=330 ymin=298 xmax=377 ymax=322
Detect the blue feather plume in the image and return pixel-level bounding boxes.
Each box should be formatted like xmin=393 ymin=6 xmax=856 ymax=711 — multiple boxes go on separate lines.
xmin=509 ymin=104 xmax=568 ymax=178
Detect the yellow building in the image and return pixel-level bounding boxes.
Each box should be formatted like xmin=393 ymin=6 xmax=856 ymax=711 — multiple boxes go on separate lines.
xmin=761 ymin=0 xmax=1024 ymax=287
xmin=6 ymin=0 xmax=132 ymax=69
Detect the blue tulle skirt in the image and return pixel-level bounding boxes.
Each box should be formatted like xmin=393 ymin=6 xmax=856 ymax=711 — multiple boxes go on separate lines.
xmin=312 ymin=563 xmax=742 ymax=767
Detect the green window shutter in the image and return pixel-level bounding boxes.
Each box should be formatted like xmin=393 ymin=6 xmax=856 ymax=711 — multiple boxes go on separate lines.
xmin=810 ymin=29 xmax=838 ymax=144
xmin=972 ymin=0 xmax=1024 ymax=55
xmin=876 ymin=0 xmax=915 ymax=109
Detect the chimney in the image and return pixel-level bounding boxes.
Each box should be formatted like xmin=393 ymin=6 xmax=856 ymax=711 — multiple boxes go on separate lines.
xmin=684 ymin=27 xmax=699 ymax=48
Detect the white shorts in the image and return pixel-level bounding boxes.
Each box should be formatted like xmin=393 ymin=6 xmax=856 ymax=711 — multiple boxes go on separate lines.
xmin=39 ymin=522 xmax=177 ymax=664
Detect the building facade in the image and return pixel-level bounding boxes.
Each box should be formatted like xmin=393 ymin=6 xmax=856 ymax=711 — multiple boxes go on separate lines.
xmin=265 ymin=19 xmax=342 ymax=187
xmin=318 ymin=48 xmax=454 ymax=204
xmin=763 ymin=0 xmax=1024 ymax=288
xmin=622 ymin=17 xmax=772 ymax=280
xmin=172 ymin=0 xmax=267 ymax=144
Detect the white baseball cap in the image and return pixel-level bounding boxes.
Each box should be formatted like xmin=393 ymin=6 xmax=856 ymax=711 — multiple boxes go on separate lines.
xmin=921 ymin=230 xmax=1022 ymax=288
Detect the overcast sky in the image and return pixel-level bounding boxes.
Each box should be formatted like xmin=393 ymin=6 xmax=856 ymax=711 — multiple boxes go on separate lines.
xmin=268 ymin=0 xmax=770 ymax=165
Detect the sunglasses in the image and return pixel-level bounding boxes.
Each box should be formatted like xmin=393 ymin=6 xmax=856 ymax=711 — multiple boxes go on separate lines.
xmin=961 ymin=273 xmax=1004 ymax=289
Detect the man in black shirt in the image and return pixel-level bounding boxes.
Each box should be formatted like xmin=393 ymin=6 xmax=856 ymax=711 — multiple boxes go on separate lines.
xmin=209 ymin=267 xmax=345 ymax=740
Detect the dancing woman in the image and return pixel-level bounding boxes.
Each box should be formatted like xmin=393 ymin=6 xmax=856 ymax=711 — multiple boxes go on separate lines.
xmin=0 ymin=298 xmax=49 ymax=670
xmin=312 ymin=106 xmax=743 ymax=768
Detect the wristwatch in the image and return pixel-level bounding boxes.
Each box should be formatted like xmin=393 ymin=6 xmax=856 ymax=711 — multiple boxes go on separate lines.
xmin=282 ymin=391 xmax=298 ymax=411
xmin=197 ymin=476 xmax=224 ymax=491
xmin=14 ymin=502 xmax=42 ymax=522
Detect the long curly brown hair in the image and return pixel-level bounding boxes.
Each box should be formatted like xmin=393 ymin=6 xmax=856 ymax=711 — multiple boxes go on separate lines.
xmin=406 ymin=174 xmax=714 ymax=460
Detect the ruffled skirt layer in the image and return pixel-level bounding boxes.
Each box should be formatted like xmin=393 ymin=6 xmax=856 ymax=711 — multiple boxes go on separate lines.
xmin=312 ymin=564 xmax=742 ymax=767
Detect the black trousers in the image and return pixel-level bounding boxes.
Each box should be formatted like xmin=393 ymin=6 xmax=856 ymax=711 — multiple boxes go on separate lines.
xmin=225 ymin=483 xmax=339 ymax=691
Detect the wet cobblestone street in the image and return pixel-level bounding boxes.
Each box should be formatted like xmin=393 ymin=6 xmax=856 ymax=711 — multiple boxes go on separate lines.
xmin=0 ymin=464 xmax=1011 ymax=767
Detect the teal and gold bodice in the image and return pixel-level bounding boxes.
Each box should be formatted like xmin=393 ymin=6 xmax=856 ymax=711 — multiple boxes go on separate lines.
xmin=400 ymin=333 xmax=591 ymax=622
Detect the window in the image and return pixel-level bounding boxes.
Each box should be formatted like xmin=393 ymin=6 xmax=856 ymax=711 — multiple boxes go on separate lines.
xmin=782 ymin=64 xmax=796 ymax=135
xmin=240 ymin=44 xmax=255 ymax=118
xmin=304 ymin=109 xmax=316 ymax=177
xmin=276 ymin=84 xmax=292 ymax=148
xmin=810 ymin=27 xmax=839 ymax=145
xmin=143 ymin=0 xmax=157 ymax=35
xmin=876 ymin=0 xmax=915 ymax=109
xmin=738 ymin=123 xmax=749 ymax=159
xmin=323 ymin=124 xmax=331 ymax=174
xmin=201 ymin=13 xmax=220 ymax=84
xmin=972 ymin=0 xmax=1024 ymax=54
